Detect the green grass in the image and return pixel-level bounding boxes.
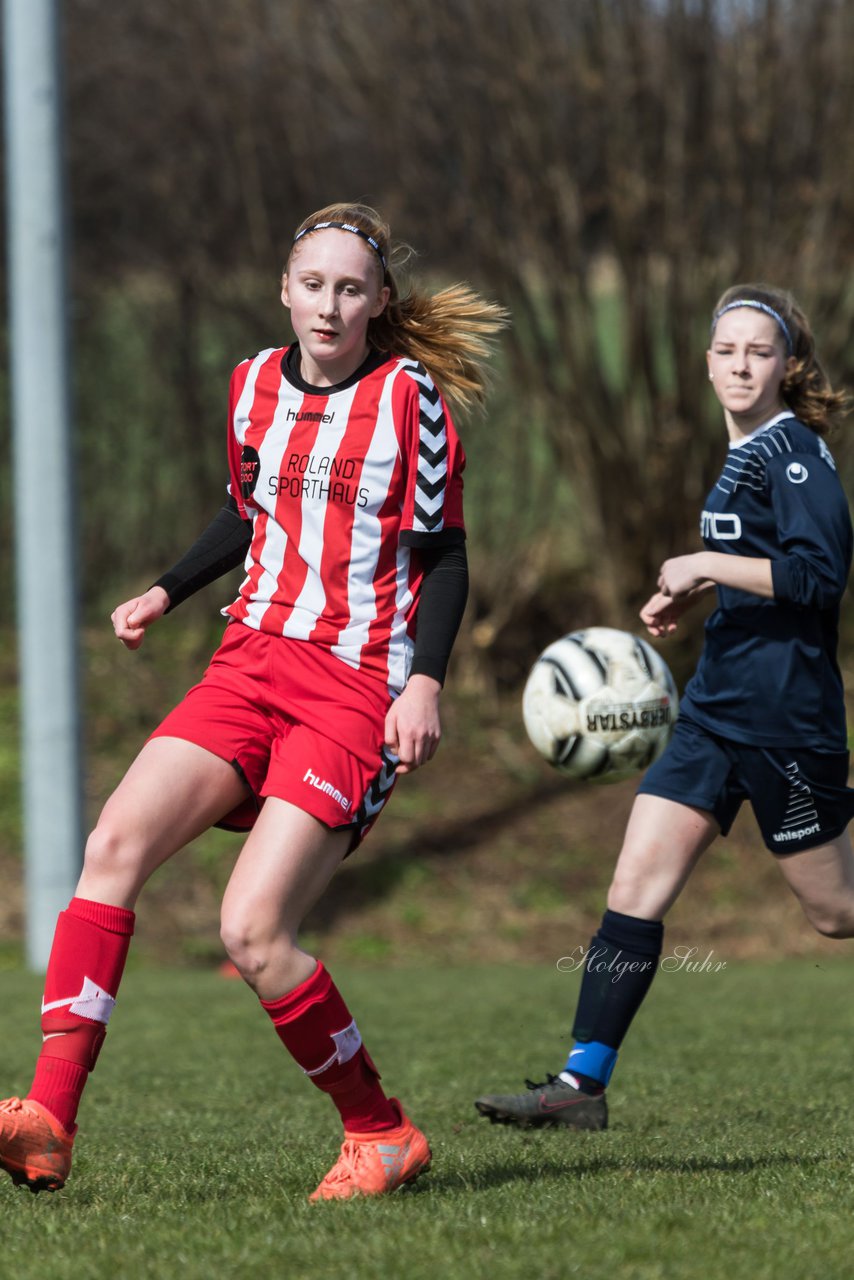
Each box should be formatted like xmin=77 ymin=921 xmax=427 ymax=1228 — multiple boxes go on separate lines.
xmin=1 ymin=959 xmax=853 ymax=1279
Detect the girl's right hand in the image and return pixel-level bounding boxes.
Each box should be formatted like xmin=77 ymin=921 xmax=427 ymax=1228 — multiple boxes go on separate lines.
xmin=639 ymin=591 xmax=690 ymax=637
xmin=640 ymin=580 xmax=715 ymax=636
xmin=111 ymin=586 xmax=170 ymax=650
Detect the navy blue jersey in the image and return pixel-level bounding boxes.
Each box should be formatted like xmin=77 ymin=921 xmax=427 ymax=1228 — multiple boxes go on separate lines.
xmin=680 ymin=414 xmax=852 ymax=749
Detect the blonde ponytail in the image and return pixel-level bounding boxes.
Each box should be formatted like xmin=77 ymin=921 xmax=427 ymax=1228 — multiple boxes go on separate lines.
xmin=371 ymin=283 xmax=508 ymax=413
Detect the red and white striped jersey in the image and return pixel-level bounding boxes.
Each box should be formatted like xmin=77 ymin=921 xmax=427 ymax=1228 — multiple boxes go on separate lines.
xmin=223 ymin=346 xmax=466 ymax=693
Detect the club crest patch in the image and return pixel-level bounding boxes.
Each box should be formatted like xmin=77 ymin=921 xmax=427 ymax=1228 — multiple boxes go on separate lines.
xmin=240 ymin=445 xmax=261 ymax=498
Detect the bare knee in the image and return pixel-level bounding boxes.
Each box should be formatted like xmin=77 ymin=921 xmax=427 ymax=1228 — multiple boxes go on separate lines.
xmin=605 ymin=833 xmax=648 ymax=915
xmin=81 ymin=818 xmax=150 ymax=899
xmin=607 ymin=863 xmax=672 ymax=920
xmin=806 ymin=908 xmax=854 ymax=940
xmin=607 ymin=865 xmax=646 ymax=917
xmin=220 ymin=905 xmax=297 ymax=990
xmin=219 ymin=914 xmax=262 ymax=981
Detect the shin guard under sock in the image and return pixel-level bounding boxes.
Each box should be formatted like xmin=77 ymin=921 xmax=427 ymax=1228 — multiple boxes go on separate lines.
xmin=565 ymin=909 xmax=664 ymax=1086
xmin=28 ymin=897 xmax=135 ymax=1131
xmin=261 ymin=962 xmax=396 ymax=1133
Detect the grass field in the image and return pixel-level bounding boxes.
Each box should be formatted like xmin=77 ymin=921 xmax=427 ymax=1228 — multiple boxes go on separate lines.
xmin=1 ymin=959 xmax=853 ymax=1280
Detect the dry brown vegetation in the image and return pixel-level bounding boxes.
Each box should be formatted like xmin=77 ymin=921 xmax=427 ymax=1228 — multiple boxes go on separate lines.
xmin=43 ymin=0 xmax=854 ymax=659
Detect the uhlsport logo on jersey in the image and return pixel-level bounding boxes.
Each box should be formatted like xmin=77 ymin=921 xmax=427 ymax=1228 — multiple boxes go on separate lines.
xmin=785 ymin=461 xmax=809 ymax=484
xmin=303 ymin=767 xmax=352 ymax=811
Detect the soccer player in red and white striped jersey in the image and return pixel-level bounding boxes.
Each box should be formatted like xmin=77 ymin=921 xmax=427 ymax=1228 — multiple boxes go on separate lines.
xmin=221 ymin=324 xmax=466 ymax=695
xmin=0 ymin=204 xmax=507 ymax=1201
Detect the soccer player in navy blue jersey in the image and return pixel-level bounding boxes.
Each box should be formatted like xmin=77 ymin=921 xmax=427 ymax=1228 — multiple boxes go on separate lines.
xmin=476 ymin=283 xmax=854 ymax=1132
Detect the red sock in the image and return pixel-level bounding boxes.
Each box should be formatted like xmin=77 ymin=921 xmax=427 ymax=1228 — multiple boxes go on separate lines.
xmin=28 ymin=897 xmax=135 ymax=1132
xmin=260 ymin=962 xmax=397 ymax=1133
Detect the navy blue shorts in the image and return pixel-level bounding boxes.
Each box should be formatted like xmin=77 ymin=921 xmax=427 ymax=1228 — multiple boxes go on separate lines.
xmin=638 ymin=714 xmax=854 ymax=854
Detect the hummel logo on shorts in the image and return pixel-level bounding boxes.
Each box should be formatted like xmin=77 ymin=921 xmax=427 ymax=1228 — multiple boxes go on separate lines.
xmin=303 ymin=767 xmax=352 ymax=811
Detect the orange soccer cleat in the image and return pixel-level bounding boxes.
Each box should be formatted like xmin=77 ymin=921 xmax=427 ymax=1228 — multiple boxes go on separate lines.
xmin=0 ymin=1097 xmax=75 ymax=1192
xmin=310 ymin=1099 xmax=431 ymax=1202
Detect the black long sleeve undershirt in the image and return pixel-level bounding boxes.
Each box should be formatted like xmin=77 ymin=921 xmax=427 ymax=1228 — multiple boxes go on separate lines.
xmin=152 ymin=499 xmax=468 ymax=685
xmin=408 ymin=541 xmax=469 ymax=684
xmin=153 ymin=494 xmax=251 ymax=610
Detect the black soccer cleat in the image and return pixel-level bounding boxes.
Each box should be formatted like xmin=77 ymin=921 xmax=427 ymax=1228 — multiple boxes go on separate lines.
xmin=474 ymin=1073 xmax=607 ymax=1130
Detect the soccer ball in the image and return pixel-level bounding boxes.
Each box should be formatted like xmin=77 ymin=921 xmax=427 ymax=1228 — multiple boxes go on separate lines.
xmin=522 ymin=627 xmax=679 ymax=779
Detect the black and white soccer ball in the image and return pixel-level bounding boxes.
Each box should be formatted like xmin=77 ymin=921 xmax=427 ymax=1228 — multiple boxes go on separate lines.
xmin=522 ymin=627 xmax=679 ymax=780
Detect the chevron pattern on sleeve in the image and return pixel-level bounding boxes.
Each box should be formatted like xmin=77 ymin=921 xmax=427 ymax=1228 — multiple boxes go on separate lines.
xmin=401 ymin=360 xmax=449 ymax=533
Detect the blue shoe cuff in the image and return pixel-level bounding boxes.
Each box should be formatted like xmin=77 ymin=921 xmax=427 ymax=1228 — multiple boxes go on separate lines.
xmin=563 ymin=1040 xmax=618 ymax=1085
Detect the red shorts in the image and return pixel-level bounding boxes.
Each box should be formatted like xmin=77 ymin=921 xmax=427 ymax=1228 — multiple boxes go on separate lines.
xmin=150 ymin=623 xmax=397 ymax=849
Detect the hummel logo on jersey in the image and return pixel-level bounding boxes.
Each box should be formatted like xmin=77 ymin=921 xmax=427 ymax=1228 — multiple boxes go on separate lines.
xmin=286 ymin=407 xmax=335 ymax=424
xmin=41 ymin=976 xmax=117 ymax=1025
xmin=303 ymin=767 xmax=352 ymax=811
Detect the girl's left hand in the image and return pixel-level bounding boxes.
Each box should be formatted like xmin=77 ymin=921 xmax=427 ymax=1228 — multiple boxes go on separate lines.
xmin=657 ymin=553 xmax=708 ymax=600
xmin=384 ymin=674 xmax=442 ymax=774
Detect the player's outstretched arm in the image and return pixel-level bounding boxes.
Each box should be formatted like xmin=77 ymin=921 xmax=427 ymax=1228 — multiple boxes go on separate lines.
xmin=384 ymin=674 xmax=442 ymax=775
xmin=658 ymin=551 xmax=773 ymax=600
xmin=111 ymin=585 xmax=170 ymax=650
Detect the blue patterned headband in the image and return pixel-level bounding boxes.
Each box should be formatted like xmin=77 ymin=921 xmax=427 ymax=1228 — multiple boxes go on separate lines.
xmin=293 ymin=220 xmax=387 ymax=271
xmin=711 ymin=300 xmax=793 ymax=354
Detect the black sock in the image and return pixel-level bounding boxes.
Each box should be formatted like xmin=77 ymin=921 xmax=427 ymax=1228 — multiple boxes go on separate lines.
xmin=564 ymin=1071 xmax=605 ymax=1096
xmin=564 ymin=909 xmax=664 ymax=1084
